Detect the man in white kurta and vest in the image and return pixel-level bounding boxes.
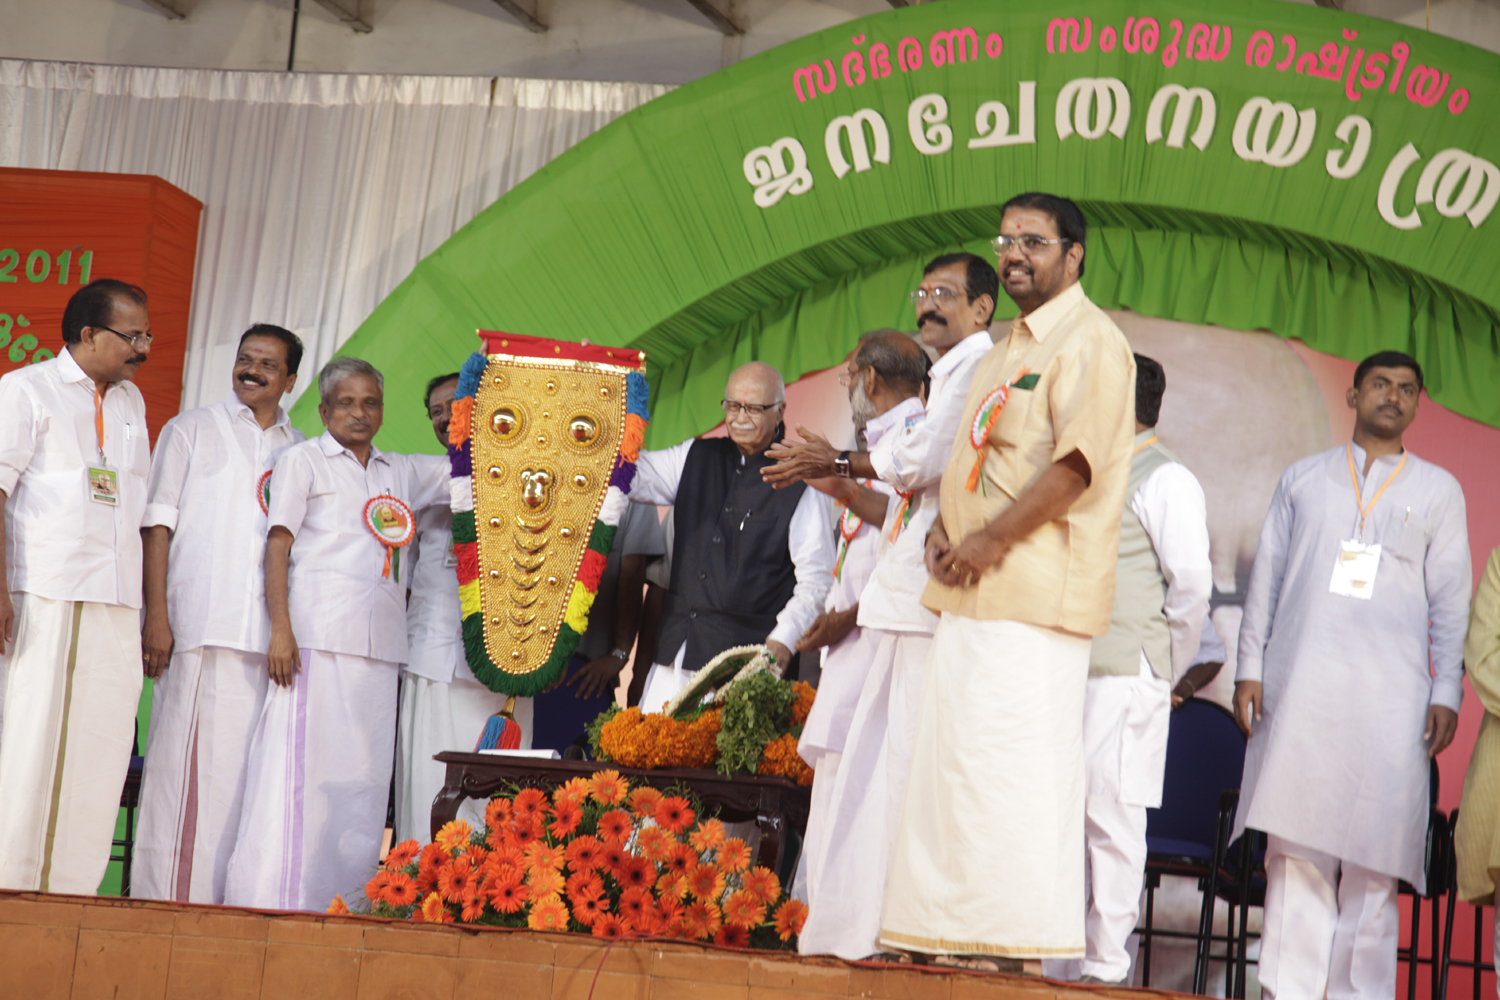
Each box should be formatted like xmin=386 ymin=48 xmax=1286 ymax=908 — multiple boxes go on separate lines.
xmin=1234 ymin=350 xmax=1470 ymax=1000
xmin=225 ymin=358 xmax=446 ymax=912
xmin=784 ymin=336 xmax=912 ymax=910
xmin=767 ymin=262 xmax=997 ymax=960
xmin=0 ymin=279 xmax=153 ymax=892
xmin=882 ymin=193 xmax=1136 ymax=971
xmin=1043 ymin=354 xmax=1212 ymax=984
xmin=134 ymin=324 xmax=307 ymax=903
xmin=628 ymin=362 xmax=834 ymax=710
xmin=394 ymin=372 xmax=523 ymax=843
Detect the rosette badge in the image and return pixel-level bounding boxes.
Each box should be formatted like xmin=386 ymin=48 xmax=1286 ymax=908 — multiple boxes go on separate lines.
xmin=447 ymin=332 xmax=649 ymax=696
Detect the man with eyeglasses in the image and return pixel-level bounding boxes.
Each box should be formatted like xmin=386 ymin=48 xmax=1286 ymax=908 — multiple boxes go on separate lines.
xmin=627 ymin=362 xmax=835 ymax=711
xmin=0 ymin=279 xmax=154 ymax=892
xmin=879 ymin=193 xmax=1137 ymax=973
xmin=765 ymin=256 xmax=996 ymax=960
xmin=133 ymin=324 xmax=307 ymax=904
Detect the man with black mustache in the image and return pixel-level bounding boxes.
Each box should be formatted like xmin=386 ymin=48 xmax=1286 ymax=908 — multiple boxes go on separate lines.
xmin=0 ymin=279 xmax=154 ymax=892
xmin=1232 ymin=351 xmax=1469 ymax=999
xmin=880 ymin=193 xmax=1136 ymax=972
xmin=134 ymin=324 xmax=306 ymax=903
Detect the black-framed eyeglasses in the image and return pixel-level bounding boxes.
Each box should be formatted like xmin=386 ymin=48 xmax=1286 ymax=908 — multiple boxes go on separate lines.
xmin=722 ymin=399 xmax=781 ymax=416
xmin=99 ymin=325 xmax=154 ymax=350
xmin=991 ymin=234 xmax=1071 ymax=256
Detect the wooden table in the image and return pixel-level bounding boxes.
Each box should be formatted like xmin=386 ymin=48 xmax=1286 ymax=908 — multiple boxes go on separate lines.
xmin=431 ymin=753 xmax=811 ymax=875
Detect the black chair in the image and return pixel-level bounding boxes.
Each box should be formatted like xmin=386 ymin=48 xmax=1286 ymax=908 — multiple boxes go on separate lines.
xmin=108 ymin=721 xmax=146 ymax=896
xmin=1136 ymin=699 xmax=1246 ymax=991
xmin=1218 ymin=761 xmax=1448 ymax=1000
xmin=1441 ymin=807 xmax=1497 ymax=1000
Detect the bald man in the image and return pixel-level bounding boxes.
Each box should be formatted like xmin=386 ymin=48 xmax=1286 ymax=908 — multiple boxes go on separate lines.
xmin=628 ymin=362 xmax=836 ymax=710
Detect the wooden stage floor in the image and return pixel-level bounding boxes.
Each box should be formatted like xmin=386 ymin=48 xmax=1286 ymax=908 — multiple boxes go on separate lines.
xmin=1 ymin=889 xmax=1191 ymax=1000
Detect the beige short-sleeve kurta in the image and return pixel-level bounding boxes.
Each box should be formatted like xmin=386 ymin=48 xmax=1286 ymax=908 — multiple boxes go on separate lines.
xmin=1457 ymin=547 xmax=1500 ymax=902
xmin=922 ymin=282 xmax=1136 ymax=636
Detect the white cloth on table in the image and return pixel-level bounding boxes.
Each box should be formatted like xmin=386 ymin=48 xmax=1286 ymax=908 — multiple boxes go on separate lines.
xmin=797 ymin=629 xmax=931 ymax=960
xmin=0 ymin=347 xmax=149 ymax=608
xmin=0 ymin=595 xmax=142 ymax=892
xmin=1234 ymin=442 xmax=1470 ymax=890
xmin=224 ymin=648 xmax=399 ymax=912
xmin=631 ymin=439 xmax=836 ymax=668
xmin=1259 ymin=834 xmax=1398 ymax=1000
xmin=394 ymin=672 xmax=529 ymax=843
xmin=134 ymin=646 xmax=268 ymax=903
xmin=881 ymin=614 xmax=1091 ymax=958
xmin=140 ymin=394 xmax=304 ymax=653
xmin=268 ymin=432 xmax=449 ymax=663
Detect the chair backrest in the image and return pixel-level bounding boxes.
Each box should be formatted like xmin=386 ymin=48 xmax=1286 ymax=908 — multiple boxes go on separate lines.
xmin=1147 ymin=699 xmax=1247 ymax=854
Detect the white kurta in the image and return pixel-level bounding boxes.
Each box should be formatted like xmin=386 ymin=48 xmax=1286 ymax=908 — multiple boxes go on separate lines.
xmin=0 ymin=348 xmax=149 ymax=893
xmin=225 ymin=434 xmax=447 ymax=911
xmin=631 ymin=441 xmax=836 ymax=712
xmin=134 ymin=395 xmax=304 ymax=903
xmin=1234 ymin=442 xmax=1470 ymax=889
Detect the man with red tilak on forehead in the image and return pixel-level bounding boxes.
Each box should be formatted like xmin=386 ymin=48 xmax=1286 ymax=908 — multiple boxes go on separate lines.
xmin=880 ymin=193 xmax=1135 ymax=972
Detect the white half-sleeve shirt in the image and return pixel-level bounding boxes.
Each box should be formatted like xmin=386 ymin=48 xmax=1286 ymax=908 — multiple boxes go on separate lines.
xmin=1131 ymin=459 xmax=1213 ymax=681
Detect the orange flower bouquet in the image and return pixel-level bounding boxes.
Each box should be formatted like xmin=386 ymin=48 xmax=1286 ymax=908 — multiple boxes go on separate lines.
xmin=336 ymin=769 xmax=808 ymax=950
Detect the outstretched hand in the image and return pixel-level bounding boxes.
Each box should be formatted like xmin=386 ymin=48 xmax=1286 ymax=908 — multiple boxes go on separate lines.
xmin=762 ymin=426 xmax=840 ymax=489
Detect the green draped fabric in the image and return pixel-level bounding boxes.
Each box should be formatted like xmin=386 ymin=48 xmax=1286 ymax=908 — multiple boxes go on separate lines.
xmin=293 ymin=0 xmax=1500 ymax=448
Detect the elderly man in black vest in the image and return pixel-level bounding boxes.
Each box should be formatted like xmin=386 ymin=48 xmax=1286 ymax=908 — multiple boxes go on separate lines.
xmin=628 ymin=361 xmax=837 ymax=711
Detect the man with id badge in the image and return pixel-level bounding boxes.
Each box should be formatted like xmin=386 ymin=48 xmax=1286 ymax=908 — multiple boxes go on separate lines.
xmin=225 ymin=358 xmax=447 ymax=912
xmin=0 ymin=279 xmax=153 ymax=892
xmin=1234 ymin=351 xmax=1471 ymax=1000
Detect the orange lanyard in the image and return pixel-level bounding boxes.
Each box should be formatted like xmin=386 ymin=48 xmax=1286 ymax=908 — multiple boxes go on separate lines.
xmin=1346 ymin=443 xmax=1406 ymax=534
xmin=1133 ymin=435 xmax=1158 ymax=455
xmin=93 ymin=382 xmax=108 ymax=463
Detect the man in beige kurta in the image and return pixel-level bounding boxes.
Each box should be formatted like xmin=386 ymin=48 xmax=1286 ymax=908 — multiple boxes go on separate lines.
xmin=1455 ymin=546 xmax=1500 ymax=940
xmin=879 ymin=193 xmax=1135 ymax=967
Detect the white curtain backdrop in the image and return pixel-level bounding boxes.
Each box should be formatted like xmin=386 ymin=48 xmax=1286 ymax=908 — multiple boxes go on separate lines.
xmin=0 ymin=59 xmax=669 ymax=411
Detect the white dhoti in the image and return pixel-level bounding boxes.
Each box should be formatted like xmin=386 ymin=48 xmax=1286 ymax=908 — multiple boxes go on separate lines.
xmin=798 ymin=629 xmax=931 ymax=960
xmin=134 ymin=646 xmax=269 ymax=903
xmin=793 ymin=624 xmax=883 ymax=905
xmin=1259 ymin=834 xmax=1399 ymax=1000
xmin=0 ymin=594 xmax=142 ymax=893
xmin=224 ymin=648 xmax=399 ymax=912
xmin=394 ymin=674 xmax=529 ymax=843
xmin=1044 ymin=658 xmax=1171 ymax=982
xmin=880 ymin=613 xmax=1091 ymax=958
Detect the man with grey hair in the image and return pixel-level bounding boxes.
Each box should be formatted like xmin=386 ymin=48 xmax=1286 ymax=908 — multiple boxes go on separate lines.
xmin=628 ymin=361 xmax=835 ymax=710
xmin=225 ymin=356 xmax=448 ymax=911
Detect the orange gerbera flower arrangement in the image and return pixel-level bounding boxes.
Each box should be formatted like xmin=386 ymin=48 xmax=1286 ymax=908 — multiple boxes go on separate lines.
xmin=342 ymin=770 xmax=805 ymax=950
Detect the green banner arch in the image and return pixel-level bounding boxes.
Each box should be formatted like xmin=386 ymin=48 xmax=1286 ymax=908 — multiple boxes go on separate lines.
xmin=295 ymin=0 xmax=1500 ymax=450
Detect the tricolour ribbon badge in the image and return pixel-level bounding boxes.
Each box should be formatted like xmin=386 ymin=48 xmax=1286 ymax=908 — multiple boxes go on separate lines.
xmin=257 ymin=469 xmax=273 ymax=516
xmin=966 ymin=368 xmax=1032 ymax=493
xmin=364 ymin=494 xmax=416 ymax=581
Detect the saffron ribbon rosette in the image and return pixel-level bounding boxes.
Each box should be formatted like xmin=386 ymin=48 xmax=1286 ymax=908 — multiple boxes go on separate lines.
xmin=257 ymin=469 xmax=273 ymax=516
xmin=832 ymin=503 xmax=863 ymax=581
xmin=448 ymin=332 xmax=649 ymax=696
xmin=364 ymin=494 xmax=416 ymax=581
xmin=966 ymin=367 xmax=1033 ymax=493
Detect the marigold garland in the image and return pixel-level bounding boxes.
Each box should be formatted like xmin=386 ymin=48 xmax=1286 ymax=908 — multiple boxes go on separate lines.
xmin=343 ymin=770 xmax=807 ymax=950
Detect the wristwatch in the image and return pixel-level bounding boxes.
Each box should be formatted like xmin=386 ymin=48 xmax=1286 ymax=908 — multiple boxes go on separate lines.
xmin=609 ymin=647 xmax=631 ymax=661
xmin=833 ymin=451 xmax=852 ymax=478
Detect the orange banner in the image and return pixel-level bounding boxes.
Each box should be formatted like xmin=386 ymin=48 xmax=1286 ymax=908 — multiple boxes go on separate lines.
xmin=0 ymin=167 xmax=202 ymax=445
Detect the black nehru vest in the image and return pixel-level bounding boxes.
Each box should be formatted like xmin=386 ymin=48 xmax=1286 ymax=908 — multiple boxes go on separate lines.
xmin=657 ymin=437 xmax=808 ymax=673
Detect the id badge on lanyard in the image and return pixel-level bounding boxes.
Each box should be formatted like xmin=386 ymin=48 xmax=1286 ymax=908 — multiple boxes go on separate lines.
xmin=1329 ymin=444 xmax=1406 ymax=601
xmin=88 ymin=384 xmax=118 ymax=506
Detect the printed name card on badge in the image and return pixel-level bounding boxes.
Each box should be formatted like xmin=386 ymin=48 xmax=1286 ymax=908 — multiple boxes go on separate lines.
xmin=1329 ymin=540 xmax=1381 ymax=600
